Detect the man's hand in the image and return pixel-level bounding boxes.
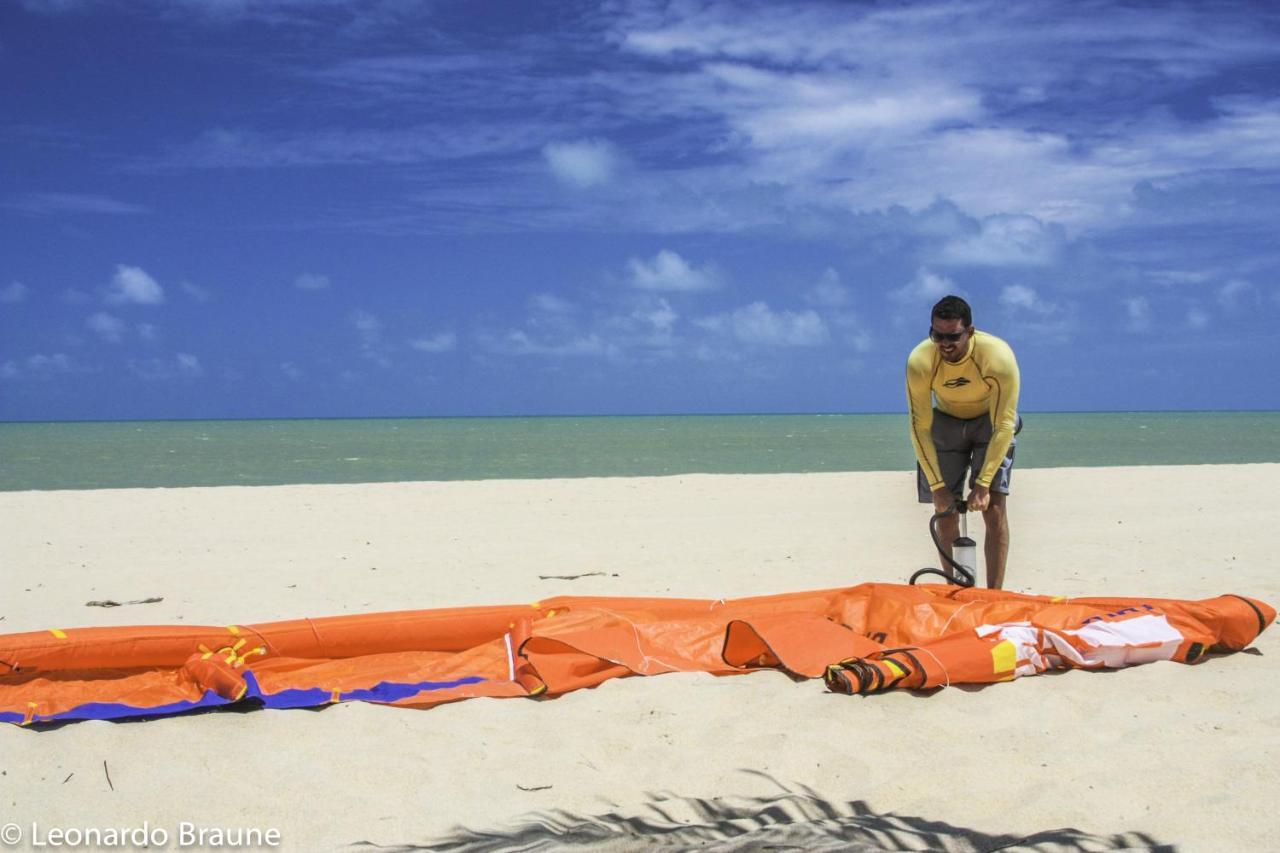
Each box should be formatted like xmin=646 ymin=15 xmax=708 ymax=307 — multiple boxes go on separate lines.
xmin=931 ymin=487 xmax=955 ymax=515
xmin=968 ymin=484 xmax=990 ymax=512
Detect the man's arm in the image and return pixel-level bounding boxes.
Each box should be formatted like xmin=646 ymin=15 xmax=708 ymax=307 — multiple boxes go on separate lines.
xmin=906 ymin=348 xmax=946 ymax=493
xmin=975 ymin=339 xmax=1021 ymax=489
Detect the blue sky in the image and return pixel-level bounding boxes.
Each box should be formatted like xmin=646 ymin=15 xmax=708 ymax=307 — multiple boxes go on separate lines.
xmin=2 ymin=0 xmax=1279 ymax=420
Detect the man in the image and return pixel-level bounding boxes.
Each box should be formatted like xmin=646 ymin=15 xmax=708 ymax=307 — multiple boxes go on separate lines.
xmin=906 ymin=295 xmax=1021 ymax=589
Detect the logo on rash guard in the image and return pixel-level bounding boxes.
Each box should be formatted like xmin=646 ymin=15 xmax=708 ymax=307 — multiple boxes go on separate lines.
xmin=942 ymin=377 xmax=971 ymax=388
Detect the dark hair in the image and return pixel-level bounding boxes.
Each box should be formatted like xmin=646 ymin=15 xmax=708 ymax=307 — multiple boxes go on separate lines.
xmin=931 ymin=295 xmax=972 ymax=327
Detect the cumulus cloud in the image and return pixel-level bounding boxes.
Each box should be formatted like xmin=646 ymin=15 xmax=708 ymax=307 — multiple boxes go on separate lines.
xmin=805 ymin=268 xmax=851 ymax=307
xmin=1 ymin=281 xmax=28 ymax=304
xmin=409 ymin=332 xmax=457 ymax=353
xmin=543 ymin=139 xmax=620 ymax=188
xmin=630 ymin=297 xmax=678 ymax=342
xmin=351 ymin=310 xmax=391 ymax=366
xmin=698 ymin=302 xmax=829 ymax=347
xmin=295 ymin=272 xmax=331 ymax=290
xmin=890 ymin=268 xmax=956 ymax=305
xmin=999 ymin=284 xmax=1054 ymax=314
xmin=86 ymin=311 xmax=127 ymax=343
xmin=1124 ymin=296 xmax=1151 ymax=333
xmin=494 ymin=330 xmax=612 ymax=357
xmin=605 ymin=1 xmax=1280 ymax=230
xmin=351 ymin=310 xmax=381 ymax=343
xmin=529 ymin=293 xmax=576 ymax=315
xmin=0 ymin=353 xmax=80 ymax=380
xmin=627 ymin=250 xmax=721 ymax=292
xmin=942 ymin=215 xmax=1063 ymax=266
xmin=106 ymin=265 xmax=164 ymax=305
xmin=129 ymin=353 xmax=203 ymax=380
xmin=1217 ymin=278 xmax=1258 ymax=311
xmin=998 ymin=284 xmax=1074 ymax=341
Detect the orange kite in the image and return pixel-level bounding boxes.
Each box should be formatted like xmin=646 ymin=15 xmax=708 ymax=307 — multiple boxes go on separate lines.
xmin=1 ymin=583 xmax=1272 ymax=726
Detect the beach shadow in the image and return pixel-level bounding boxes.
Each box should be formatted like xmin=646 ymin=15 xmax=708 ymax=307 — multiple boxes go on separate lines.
xmin=350 ymin=772 xmax=1174 ymax=852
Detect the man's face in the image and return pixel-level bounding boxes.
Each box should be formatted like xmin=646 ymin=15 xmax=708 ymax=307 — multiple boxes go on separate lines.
xmin=929 ymin=317 xmax=971 ymax=363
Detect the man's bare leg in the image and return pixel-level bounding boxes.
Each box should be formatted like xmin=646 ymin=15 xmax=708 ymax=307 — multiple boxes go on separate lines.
xmin=982 ymin=492 xmax=1009 ymax=589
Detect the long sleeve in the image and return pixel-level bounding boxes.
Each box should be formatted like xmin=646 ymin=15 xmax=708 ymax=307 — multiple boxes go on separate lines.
xmin=905 ymin=345 xmax=945 ymax=491
xmin=975 ymin=339 xmax=1021 ymax=488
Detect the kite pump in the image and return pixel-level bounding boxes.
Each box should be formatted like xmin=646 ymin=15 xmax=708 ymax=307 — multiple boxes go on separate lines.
xmin=909 ymin=501 xmax=979 ymax=588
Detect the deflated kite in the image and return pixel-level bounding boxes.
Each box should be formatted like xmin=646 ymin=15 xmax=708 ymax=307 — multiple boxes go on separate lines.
xmin=1 ymin=583 xmax=1272 ymax=726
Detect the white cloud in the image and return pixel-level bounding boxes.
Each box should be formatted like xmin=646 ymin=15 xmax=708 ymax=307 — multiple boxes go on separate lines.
xmin=1124 ymin=296 xmax=1151 ymax=333
xmin=86 ymin=312 xmax=127 ymax=343
xmin=409 ymin=332 xmax=457 ymax=353
xmin=0 ymin=353 xmax=79 ymax=380
xmin=999 ymin=284 xmax=1075 ymax=341
xmin=598 ymin=296 xmax=681 ymax=354
xmin=824 ymin=309 xmax=873 ymax=352
xmin=543 ymin=139 xmax=620 ymax=188
xmin=1187 ymin=306 xmax=1210 ymax=329
xmin=633 ymin=298 xmax=677 ymax=335
xmin=529 ymin=293 xmax=576 ymax=315
xmin=890 ymin=268 xmax=956 ymax=305
xmin=496 ymin=330 xmax=613 ymax=357
xmin=351 ymin=310 xmax=391 ymax=366
xmin=1144 ymin=270 xmax=1212 ymax=286
xmin=627 ymin=250 xmax=720 ymax=292
xmin=181 ymin=281 xmax=212 ymax=302
xmin=351 ymin=310 xmax=381 ymax=343
xmin=999 ymin=285 xmax=1054 ymax=314
xmin=159 ymin=122 xmax=550 ymax=170
xmin=1217 ymin=278 xmax=1257 ymax=311
xmin=281 ymin=362 xmax=304 ymax=380
xmin=295 ymin=272 xmax=331 ymax=290
xmin=1 ymin=281 xmax=28 ymax=304
xmin=699 ymin=302 xmax=829 ymax=347
xmin=137 ymin=323 xmax=158 ymax=341
xmin=702 ymin=62 xmax=981 ymax=152
xmin=595 ymin=3 xmax=1280 ymax=234
xmin=942 ymin=215 xmax=1063 ymax=266
xmin=129 ymin=353 xmax=203 ymax=380
xmin=805 ymin=268 xmax=850 ymax=307
xmin=106 ymin=265 xmax=165 ymax=305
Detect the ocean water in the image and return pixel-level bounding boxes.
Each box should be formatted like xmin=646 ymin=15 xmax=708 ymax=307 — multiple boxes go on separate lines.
xmin=0 ymin=412 xmax=1277 ymax=492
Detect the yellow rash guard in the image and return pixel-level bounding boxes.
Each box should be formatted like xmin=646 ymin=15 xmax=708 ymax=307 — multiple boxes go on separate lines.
xmin=906 ymin=330 xmax=1021 ymax=491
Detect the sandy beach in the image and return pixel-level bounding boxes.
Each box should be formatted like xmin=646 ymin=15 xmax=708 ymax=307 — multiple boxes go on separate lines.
xmin=1 ymin=463 xmax=1277 ymax=851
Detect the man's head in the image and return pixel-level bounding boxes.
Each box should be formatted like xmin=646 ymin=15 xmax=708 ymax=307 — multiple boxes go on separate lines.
xmin=929 ymin=295 xmax=973 ymax=363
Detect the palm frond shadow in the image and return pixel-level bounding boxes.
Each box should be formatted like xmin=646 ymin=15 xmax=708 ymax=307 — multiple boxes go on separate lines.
xmin=352 ymin=771 xmax=1173 ymax=852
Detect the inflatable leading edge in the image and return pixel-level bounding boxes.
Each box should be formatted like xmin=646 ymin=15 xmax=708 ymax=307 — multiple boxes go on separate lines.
xmin=0 ymin=583 xmax=1272 ymax=726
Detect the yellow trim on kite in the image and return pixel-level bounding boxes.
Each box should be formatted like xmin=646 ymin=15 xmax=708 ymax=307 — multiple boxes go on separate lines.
xmin=991 ymin=639 xmax=1018 ymax=679
xmin=49 ymin=629 xmax=67 ymax=639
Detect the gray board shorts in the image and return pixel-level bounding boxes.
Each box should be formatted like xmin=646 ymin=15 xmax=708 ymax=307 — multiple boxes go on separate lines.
xmin=916 ymin=410 xmax=1023 ymax=503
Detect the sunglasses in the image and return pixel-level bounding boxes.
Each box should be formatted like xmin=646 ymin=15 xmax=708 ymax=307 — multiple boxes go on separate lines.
xmin=929 ymin=327 xmax=968 ymax=343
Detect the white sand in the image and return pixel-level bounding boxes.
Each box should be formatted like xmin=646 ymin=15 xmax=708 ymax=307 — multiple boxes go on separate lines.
xmin=1 ymin=464 xmax=1277 ymax=850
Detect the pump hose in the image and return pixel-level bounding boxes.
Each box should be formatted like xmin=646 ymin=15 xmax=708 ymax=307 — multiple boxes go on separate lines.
xmin=908 ymin=502 xmax=978 ymax=588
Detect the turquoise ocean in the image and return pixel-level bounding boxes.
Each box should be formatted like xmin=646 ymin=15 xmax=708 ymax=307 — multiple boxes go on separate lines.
xmin=1 ymin=411 xmax=1277 ymax=491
